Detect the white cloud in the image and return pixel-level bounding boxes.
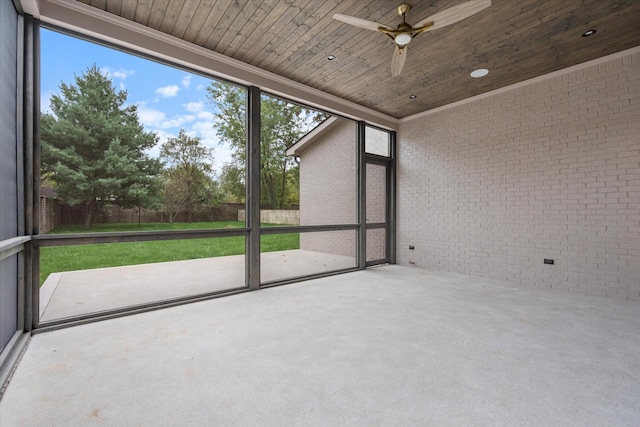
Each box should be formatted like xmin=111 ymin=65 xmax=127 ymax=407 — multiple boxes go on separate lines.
xmin=154 ymin=129 xmax=175 ymax=141
xmin=192 ymin=121 xmax=218 ymax=143
xmin=184 ymin=101 xmax=204 ymax=113
xmin=160 ymin=115 xmax=196 ymax=129
xmin=183 ymin=101 xmax=216 ymax=124
xmin=181 ymin=75 xmax=192 ymax=88
xmin=113 ymin=70 xmax=134 ymax=80
xmin=197 ymin=111 xmax=214 ymax=121
xmin=101 ymin=67 xmax=135 ymax=80
xmin=139 ymin=104 xmax=199 ymax=131
xmin=137 ymin=105 xmax=166 ymax=128
xmin=155 ymin=85 xmax=180 ymax=98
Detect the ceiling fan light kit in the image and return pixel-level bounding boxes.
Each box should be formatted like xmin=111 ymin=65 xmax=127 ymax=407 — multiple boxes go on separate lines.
xmin=333 ymin=0 xmax=491 ymax=76
xmin=394 ymin=32 xmax=412 ymax=46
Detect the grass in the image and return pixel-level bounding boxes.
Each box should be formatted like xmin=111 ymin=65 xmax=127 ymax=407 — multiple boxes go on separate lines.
xmin=40 ymin=222 xmax=299 ymax=286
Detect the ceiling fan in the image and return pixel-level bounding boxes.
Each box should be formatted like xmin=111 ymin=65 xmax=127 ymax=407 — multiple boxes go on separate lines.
xmin=333 ymin=0 xmax=491 ymax=76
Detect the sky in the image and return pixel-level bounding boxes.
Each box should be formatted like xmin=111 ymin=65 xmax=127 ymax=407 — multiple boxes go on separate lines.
xmin=40 ymin=28 xmax=234 ymax=175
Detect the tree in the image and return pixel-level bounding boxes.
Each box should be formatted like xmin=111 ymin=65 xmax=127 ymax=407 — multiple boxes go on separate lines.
xmin=159 ymin=129 xmax=221 ymax=222
xmin=218 ymin=164 xmax=246 ymax=203
xmin=41 ymin=64 xmax=162 ymax=229
xmin=206 ymin=82 xmax=326 ymax=208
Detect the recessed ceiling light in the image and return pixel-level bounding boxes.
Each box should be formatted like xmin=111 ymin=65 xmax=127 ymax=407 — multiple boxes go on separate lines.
xmin=327 ymin=55 xmax=336 ymax=60
xmin=582 ymin=29 xmax=597 ymax=37
xmin=470 ymin=68 xmax=489 ymax=78
xmin=409 ymin=95 xmax=417 ymax=99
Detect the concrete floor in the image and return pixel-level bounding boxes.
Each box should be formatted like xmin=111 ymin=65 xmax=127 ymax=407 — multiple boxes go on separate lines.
xmin=2 ymin=265 xmax=639 ymax=426
xmin=40 ymin=250 xmax=356 ymax=321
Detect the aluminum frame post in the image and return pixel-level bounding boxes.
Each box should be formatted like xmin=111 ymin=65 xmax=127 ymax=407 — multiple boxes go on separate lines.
xmin=246 ymin=86 xmax=261 ymax=289
xmin=357 ymin=121 xmax=366 ymax=269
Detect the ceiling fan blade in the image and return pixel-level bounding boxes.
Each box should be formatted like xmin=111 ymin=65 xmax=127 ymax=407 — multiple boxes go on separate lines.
xmin=333 ymin=14 xmax=392 ymax=32
xmin=414 ymin=0 xmax=491 ymax=30
xmin=391 ymin=45 xmax=408 ymax=77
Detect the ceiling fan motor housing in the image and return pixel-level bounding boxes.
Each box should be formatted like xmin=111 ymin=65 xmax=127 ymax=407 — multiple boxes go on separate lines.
xmin=397 ymin=4 xmax=411 ymax=16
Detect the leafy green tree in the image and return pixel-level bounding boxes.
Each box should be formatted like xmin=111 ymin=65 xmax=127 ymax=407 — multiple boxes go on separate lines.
xmin=159 ymin=129 xmax=221 ymax=222
xmin=206 ymin=82 xmax=326 ymax=208
xmin=218 ymin=164 xmax=246 ymax=203
xmin=41 ymin=64 xmax=162 ymax=229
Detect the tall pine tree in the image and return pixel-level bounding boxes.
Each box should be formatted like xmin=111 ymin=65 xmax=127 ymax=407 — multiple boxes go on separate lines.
xmin=41 ymin=64 xmax=162 ymax=228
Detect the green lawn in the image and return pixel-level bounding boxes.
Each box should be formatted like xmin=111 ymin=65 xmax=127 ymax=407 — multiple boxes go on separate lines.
xmin=40 ymin=222 xmax=299 ymax=286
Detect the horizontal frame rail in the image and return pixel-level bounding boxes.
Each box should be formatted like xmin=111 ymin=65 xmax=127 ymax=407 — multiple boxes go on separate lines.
xmin=365 ymin=222 xmax=386 ymax=230
xmin=364 ymin=153 xmax=392 ymax=165
xmin=34 ymin=285 xmax=250 ymax=333
xmin=33 ymin=228 xmax=250 ymax=247
xmin=34 ymin=223 xmax=359 ymax=247
xmin=259 ymin=224 xmax=358 ymax=235
xmin=260 ymin=266 xmax=360 ymax=288
xmin=0 ymin=236 xmax=31 ymax=262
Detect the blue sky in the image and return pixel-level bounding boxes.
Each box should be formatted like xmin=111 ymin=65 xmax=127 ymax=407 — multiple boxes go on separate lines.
xmin=41 ymin=28 xmax=233 ymax=173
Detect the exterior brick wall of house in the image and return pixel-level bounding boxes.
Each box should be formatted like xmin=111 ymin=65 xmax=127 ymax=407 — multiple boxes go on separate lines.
xmin=298 ymin=119 xmax=357 ymax=257
xmin=365 ymin=162 xmax=387 ymax=261
xmin=397 ymin=49 xmax=640 ymax=301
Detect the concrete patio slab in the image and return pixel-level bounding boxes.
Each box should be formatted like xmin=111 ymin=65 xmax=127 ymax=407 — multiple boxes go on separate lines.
xmin=39 ymin=250 xmax=356 ymax=322
xmin=3 ymin=265 xmax=639 ymax=426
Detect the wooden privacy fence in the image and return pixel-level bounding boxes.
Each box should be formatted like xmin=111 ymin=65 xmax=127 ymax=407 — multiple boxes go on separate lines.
xmin=39 ymin=196 xmax=246 ymax=232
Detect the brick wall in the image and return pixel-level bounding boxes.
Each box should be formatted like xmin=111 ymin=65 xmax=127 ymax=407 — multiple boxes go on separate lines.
xmin=365 ymin=126 xmax=389 ymax=156
xmin=366 ymin=163 xmax=387 ymax=261
xmin=299 ymin=119 xmax=357 ymax=256
xmin=40 ymin=197 xmax=54 ymax=234
xmin=397 ymin=48 xmax=640 ymax=301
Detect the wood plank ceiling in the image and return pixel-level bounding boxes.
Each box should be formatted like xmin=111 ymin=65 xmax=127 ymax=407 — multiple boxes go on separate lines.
xmin=73 ymin=0 xmax=640 ymax=118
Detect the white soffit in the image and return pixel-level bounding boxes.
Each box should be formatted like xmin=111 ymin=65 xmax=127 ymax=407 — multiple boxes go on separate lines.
xmin=36 ymin=0 xmax=398 ymax=131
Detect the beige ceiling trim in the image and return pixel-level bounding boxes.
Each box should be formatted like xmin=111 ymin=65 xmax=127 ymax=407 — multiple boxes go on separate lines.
xmin=16 ymin=0 xmax=40 ymax=17
xmin=400 ymin=44 xmax=640 ymax=124
xmin=36 ymin=0 xmax=398 ymax=130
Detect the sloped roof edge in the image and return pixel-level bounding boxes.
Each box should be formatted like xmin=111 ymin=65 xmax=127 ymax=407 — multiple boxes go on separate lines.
xmin=286 ymin=116 xmax=346 ymax=157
